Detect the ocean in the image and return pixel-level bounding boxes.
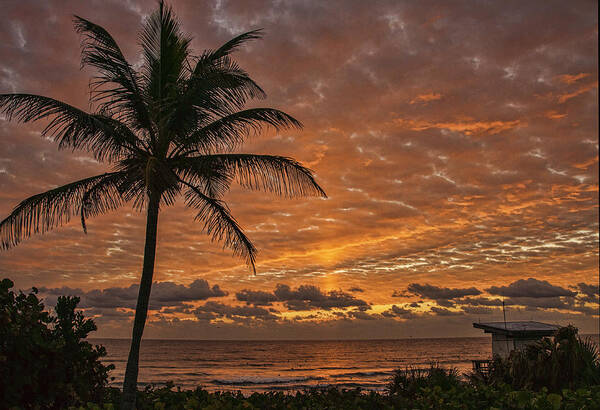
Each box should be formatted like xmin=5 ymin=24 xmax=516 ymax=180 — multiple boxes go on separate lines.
xmin=93 ymin=337 xmax=493 ymax=392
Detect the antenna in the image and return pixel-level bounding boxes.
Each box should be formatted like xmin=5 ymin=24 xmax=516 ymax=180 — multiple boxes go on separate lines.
xmin=502 ymin=298 xmax=510 ymax=354
xmin=502 ymin=299 xmax=507 ymax=329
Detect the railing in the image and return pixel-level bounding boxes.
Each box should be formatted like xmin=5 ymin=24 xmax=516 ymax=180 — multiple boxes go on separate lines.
xmin=471 ymin=359 xmax=491 ymax=376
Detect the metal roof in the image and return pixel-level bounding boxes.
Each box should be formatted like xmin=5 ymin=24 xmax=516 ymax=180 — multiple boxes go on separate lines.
xmin=473 ymin=321 xmax=560 ymax=337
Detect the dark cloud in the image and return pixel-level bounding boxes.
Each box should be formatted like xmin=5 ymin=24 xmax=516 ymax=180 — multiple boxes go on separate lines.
xmin=86 ymin=307 xmax=134 ymax=319
xmin=381 ymin=305 xmax=414 ymax=318
xmin=160 ymin=304 xmax=194 ymax=314
xmin=276 ymin=284 xmax=369 ymax=311
xmin=576 ymin=283 xmax=598 ymax=297
xmin=193 ymin=301 xmax=278 ymax=322
xmin=234 ymin=284 xmax=369 ymax=311
xmin=392 ymin=290 xmax=410 ymax=298
xmin=436 ymin=299 xmax=456 ymax=308
xmin=457 ymin=297 xmax=504 ymax=307
xmin=574 ymin=282 xmax=599 ymax=303
xmin=486 ymin=278 xmax=576 ymax=298
xmin=235 ymin=289 xmax=278 ymax=305
xmin=505 ymin=296 xmax=573 ymax=310
xmin=461 ymin=306 xmax=496 ymax=315
xmin=348 ymin=287 xmax=364 ymax=293
xmin=347 ymin=310 xmax=378 ymax=320
xmin=407 ymin=283 xmax=482 ymax=300
xmin=429 ymin=307 xmax=462 ymax=316
xmin=39 ymin=280 xmax=226 ymax=310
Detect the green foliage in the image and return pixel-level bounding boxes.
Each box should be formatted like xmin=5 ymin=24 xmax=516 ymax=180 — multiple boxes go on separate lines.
xmin=387 ymin=363 xmax=462 ymax=398
xmin=485 ymin=325 xmax=600 ymax=392
xmin=64 ymin=384 xmax=600 ymax=410
xmin=0 ymin=278 xmax=114 ymax=409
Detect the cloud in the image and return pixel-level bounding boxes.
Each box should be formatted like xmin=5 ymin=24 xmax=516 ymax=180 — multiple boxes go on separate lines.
xmin=234 ymin=283 xmax=369 ymax=311
xmin=275 ymin=284 xmax=369 ymax=311
xmin=193 ymin=301 xmax=278 ymax=322
xmin=348 ymin=287 xmax=364 ymax=293
xmin=38 ymin=279 xmax=227 ymax=310
xmin=381 ymin=305 xmax=415 ymax=318
xmin=235 ymin=289 xmax=278 ymax=305
xmin=457 ymin=297 xmax=504 ymax=306
xmin=393 ymin=118 xmax=523 ymax=135
xmin=575 ymin=282 xmax=598 ymax=298
xmin=557 ymin=73 xmax=590 ymax=85
xmin=407 ymin=283 xmax=482 ymax=300
xmin=410 ymin=93 xmax=443 ymax=105
xmin=557 ymin=81 xmax=598 ymax=103
xmin=505 ymin=296 xmax=572 ymax=310
xmin=436 ymin=299 xmax=456 ymax=307
xmin=347 ymin=310 xmax=378 ymax=320
xmin=430 ymin=306 xmax=462 ymax=316
xmin=461 ymin=306 xmax=496 ymax=315
xmin=86 ymin=307 xmax=134 ymax=319
xmin=486 ymin=278 xmax=576 ymax=298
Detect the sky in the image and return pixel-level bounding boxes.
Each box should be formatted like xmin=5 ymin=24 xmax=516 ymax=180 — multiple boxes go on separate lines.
xmin=0 ymin=0 xmax=598 ymax=339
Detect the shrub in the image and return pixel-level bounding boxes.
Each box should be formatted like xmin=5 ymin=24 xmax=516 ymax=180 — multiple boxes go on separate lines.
xmin=387 ymin=363 xmax=461 ymax=397
xmin=486 ymin=325 xmax=600 ymax=392
xmin=0 ymin=278 xmax=114 ymax=409
xmin=65 ymin=384 xmax=600 ymax=410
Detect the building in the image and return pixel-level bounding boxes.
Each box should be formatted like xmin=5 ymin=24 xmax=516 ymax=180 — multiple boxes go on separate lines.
xmin=473 ymin=321 xmax=560 ymax=358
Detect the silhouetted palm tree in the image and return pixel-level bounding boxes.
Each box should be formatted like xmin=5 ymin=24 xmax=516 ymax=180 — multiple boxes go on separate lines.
xmin=0 ymin=2 xmax=325 ymax=408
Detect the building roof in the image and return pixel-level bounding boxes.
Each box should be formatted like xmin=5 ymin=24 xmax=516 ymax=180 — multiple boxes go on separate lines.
xmin=473 ymin=321 xmax=559 ymax=337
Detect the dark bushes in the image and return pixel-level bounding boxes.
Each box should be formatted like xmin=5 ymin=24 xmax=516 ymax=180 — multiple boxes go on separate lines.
xmin=486 ymin=325 xmax=600 ymax=392
xmin=387 ymin=363 xmax=461 ymax=398
xmin=71 ymin=383 xmax=600 ymax=409
xmin=0 ymin=278 xmax=114 ymax=409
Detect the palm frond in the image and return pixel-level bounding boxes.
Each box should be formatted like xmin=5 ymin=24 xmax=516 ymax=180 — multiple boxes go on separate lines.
xmin=168 ymin=57 xmax=266 ymax=138
xmin=80 ymin=172 xmax=129 ymax=233
xmin=175 ymin=154 xmax=326 ymax=198
xmin=113 ymin=157 xmax=181 ymax=210
xmin=140 ymin=1 xmax=191 ymax=105
xmin=0 ymin=172 xmax=125 ymax=249
xmin=177 ymin=108 xmax=302 ymax=155
xmin=166 ymin=30 xmax=265 ymax=138
xmin=182 ymin=29 xmax=266 ymax=118
xmin=182 ymin=180 xmax=256 ymax=272
xmin=192 ymin=56 xmax=266 ymax=113
xmin=172 ymin=157 xmax=233 ymax=199
xmin=188 ymin=29 xmax=265 ymax=103
xmin=0 ymin=93 xmax=139 ymax=161
xmin=209 ymin=29 xmax=263 ymax=61
xmin=73 ymin=16 xmax=153 ymax=134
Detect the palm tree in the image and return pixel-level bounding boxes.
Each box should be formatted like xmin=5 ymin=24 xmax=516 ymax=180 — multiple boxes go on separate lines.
xmin=0 ymin=2 xmax=325 ymax=408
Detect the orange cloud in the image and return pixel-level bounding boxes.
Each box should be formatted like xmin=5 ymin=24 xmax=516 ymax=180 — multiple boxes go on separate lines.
xmin=558 ymin=81 xmax=598 ymax=103
xmin=573 ymin=156 xmax=598 ymax=170
xmin=544 ymin=111 xmax=567 ymax=120
xmin=393 ymin=118 xmax=523 ymax=135
xmin=557 ymin=73 xmax=590 ymax=85
xmin=410 ymin=93 xmax=443 ymax=104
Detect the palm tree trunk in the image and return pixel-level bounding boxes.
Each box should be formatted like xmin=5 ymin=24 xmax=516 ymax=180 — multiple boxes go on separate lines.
xmin=121 ymin=191 xmax=160 ymax=410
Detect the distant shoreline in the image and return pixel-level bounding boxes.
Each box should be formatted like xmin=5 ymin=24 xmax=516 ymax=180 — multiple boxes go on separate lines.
xmin=88 ymin=335 xmax=490 ymax=342
xmin=88 ymin=334 xmax=598 ymax=342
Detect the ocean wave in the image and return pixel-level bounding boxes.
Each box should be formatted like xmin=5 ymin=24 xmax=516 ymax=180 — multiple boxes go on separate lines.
xmin=148 ymin=372 xmax=209 ymax=377
xmin=331 ymin=370 xmax=395 ymax=378
xmin=211 ymin=376 xmax=325 ymax=386
xmin=317 ymin=366 xmax=361 ymax=371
